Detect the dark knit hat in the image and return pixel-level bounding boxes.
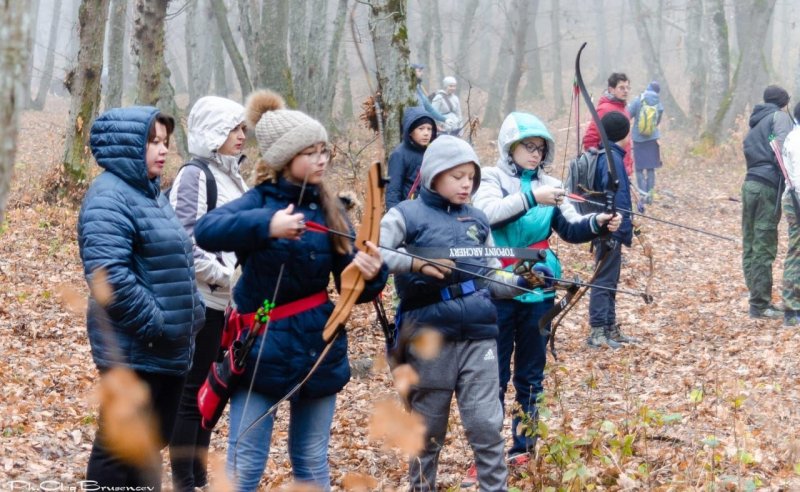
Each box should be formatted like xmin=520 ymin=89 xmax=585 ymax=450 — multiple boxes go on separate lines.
xmin=763 ymin=85 xmax=790 ymax=108
xmin=601 ymin=111 xmax=630 ymax=142
xmin=410 ymin=115 xmax=435 ymax=133
xmin=411 ymin=63 xmax=425 ymax=70
xmin=794 ymin=102 xmax=800 ymax=123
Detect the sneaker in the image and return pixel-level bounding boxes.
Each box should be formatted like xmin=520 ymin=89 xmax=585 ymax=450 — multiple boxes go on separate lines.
xmin=586 ymin=325 xmax=621 ymax=349
xmin=507 ymin=453 xmax=531 ymax=470
xmin=606 ymin=323 xmax=641 ymax=344
xmin=460 ymin=462 xmax=478 ymax=488
xmin=749 ymin=305 xmax=783 ymax=319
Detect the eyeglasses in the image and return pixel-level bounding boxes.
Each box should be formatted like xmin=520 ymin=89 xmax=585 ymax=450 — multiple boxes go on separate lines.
xmin=299 ymin=147 xmax=332 ymax=161
xmin=519 ymin=141 xmax=547 ymax=155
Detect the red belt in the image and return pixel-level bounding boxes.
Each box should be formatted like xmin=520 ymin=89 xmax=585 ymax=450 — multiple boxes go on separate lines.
xmin=500 ymin=239 xmax=550 ymax=268
xmin=237 ymin=290 xmax=328 ymax=328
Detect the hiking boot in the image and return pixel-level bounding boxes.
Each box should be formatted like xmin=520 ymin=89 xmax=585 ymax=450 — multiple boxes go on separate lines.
xmin=586 ymin=325 xmax=621 ymax=349
xmin=749 ymin=305 xmax=783 ymax=319
xmin=606 ymin=323 xmax=641 ymax=344
xmin=460 ymin=462 xmax=478 ymax=488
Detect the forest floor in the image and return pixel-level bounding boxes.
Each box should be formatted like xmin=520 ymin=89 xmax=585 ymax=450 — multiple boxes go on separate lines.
xmin=2 ymin=99 xmax=800 ymax=491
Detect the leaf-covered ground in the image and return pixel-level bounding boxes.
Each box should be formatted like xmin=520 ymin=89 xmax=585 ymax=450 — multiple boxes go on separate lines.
xmin=2 ymin=101 xmax=800 ymax=491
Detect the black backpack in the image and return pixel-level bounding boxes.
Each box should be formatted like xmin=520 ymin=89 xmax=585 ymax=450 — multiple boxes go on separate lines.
xmin=564 ymin=148 xmax=604 ymax=215
xmin=165 ymin=158 xmax=218 ymax=211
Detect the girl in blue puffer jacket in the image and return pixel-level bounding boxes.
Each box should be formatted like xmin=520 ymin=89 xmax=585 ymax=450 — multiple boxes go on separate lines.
xmin=78 ymin=107 xmax=205 ymax=487
xmin=194 ymin=90 xmax=387 ymax=492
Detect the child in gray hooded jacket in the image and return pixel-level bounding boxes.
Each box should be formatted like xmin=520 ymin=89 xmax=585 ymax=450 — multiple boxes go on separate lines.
xmin=381 ymin=135 xmax=539 ymax=491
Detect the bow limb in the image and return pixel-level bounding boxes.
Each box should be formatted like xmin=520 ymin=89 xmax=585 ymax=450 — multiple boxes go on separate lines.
xmin=575 ymin=42 xmax=618 ymax=216
xmin=322 ymin=161 xmax=385 ymax=341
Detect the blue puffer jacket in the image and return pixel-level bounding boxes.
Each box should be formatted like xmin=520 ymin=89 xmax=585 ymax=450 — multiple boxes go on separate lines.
xmin=385 ymin=107 xmax=438 ymax=209
xmin=78 ymin=106 xmax=205 ymax=376
xmin=194 ymin=178 xmax=388 ymax=399
xmin=594 ymin=142 xmax=633 ymax=246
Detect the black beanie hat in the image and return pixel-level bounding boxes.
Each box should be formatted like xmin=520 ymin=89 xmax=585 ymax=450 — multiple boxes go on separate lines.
xmin=794 ymin=102 xmax=800 ymax=123
xmin=764 ymin=85 xmax=790 ymax=108
xmin=410 ymin=116 xmax=435 ymax=132
xmin=601 ymin=111 xmax=630 ymax=142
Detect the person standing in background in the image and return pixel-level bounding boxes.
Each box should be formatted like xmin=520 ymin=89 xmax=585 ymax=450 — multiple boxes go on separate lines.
xmin=627 ymin=81 xmax=664 ymax=208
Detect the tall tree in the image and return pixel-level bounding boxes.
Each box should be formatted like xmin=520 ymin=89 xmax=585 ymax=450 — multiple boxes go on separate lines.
xmin=0 ymin=0 xmax=31 ymax=221
xmin=261 ymin=0 xmax=292 ymax=97
xmin=550 ymin=0 xmax=564 ymax=113
xmin=703 ymin=0 xmax=729 ymax=130
xmin=706 ymin=0 xmax=776 ymax=142
xmin=104 ymin=0 xmax=127 ymax=108
xmin=209 ymin=0 xmax=252 ymax=99
xmin=592 ymin=0 xmax=609 ymax=86
xmin=133 ymin=0 xmax=187 ymax=156
xmin=630 ymin=0 xmax=687 ymax=126
xmin=134 ymin=0 xmax=168 ymax=105
xmin=503 ymin=0 xmax=530 ymax=116
xmin=521 ymin=0 xmax=542 ymax=101
xmin=367 ymin=0 xmax=416 ymax=161
xmin=185 ymin=0 xmax=212 ymax=108
xmin=318 ymin=0 xmax=349 ymax=125
xmin=31 ymin=0 xmax=64 ymax=110
xmin=685 ymin=0 xmax=705 ymax=130
xmin=415 ymin=0 xmax=431 ymax=70
xmin=453 ymin=0 xmax=480 ymax=84
xmin=61 ymin=0 xmax=111 ymax=190
xmin=483 ymin=6 xmax=515 ymax=128
xmin=210 ymin=20 xmax=227 ymax=96
xmin=430 ymin=0 xmax=444 ymax=88
xmin=22 ymin=0 xmax=40 ymax=109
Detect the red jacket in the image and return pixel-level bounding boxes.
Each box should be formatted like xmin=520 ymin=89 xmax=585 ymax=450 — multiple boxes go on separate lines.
xmin=582 ymin=95 xmax=633 ymax=175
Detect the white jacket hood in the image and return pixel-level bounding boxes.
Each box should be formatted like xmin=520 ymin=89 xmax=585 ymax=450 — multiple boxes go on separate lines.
xmin=188 ymin=96 xmax=246 ymax=158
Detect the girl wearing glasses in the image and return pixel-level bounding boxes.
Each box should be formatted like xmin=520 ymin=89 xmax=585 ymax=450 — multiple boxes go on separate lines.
xmin=194 ymin=90 xmax=387 ymax=491
xmin=471 ymin=112 xmax=619 ymax=481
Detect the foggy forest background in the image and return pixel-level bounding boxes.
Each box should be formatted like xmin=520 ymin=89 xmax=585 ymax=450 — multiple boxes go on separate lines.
xmin=8 ymin=0 xmax=800 ymax=196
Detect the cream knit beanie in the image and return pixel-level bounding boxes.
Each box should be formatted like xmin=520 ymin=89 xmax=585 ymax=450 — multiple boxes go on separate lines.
xmin=245 ymin=89 xmax=328 ymax=170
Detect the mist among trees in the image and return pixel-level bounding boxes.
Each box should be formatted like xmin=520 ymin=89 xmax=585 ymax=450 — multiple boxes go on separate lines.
xmin=3 ymin=0 xmax=800 ymax=218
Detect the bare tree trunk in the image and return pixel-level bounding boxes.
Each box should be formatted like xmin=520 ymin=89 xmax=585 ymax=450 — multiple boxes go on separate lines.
xmin=237 ymin=0 xmax=263 ymax=88
xmin=430 ymin=0 xmax=444 ymax=87
xmin=415 ymin=0 xmax=431 ymax=70
xmin=367 ymin=0 xmax=416 ymax=162
xmin=630 ymin=0 xmax=687 ymax=125
xmin=210 ymin=21 xmax=227 ymax=96
xmin=22 ymin=0 xmax=40 ymax=109
xmin=31 ymin=0 xmax=64 ymax=110
xmin=550 ymin=0 xmax=564 ymax=113
xmin=185 ymin=0 xmax=212 ymax=108
xmin=706 ymin=0 xmax=776 ymax=142
xmin=0 ymin=1 xmax=30 ymax=221
xmin=159 ymin=65 xmax=188 ymax=158
xmin=686 ymin=0 xmax=705 ymax=131
xmin=453 ymin=0 xmax=479 ymax=83
xmin=61 ymin=0 xmax=111 ymax=190
xmin=262 ymin=0 xmax=292 ymax=97
xmin=704 ymin=0 xmax=729 ymax=129
xmin=288 ymin=0 xmax=310 ymax=108
xmin=339 ymin=50 xmax=353 ymax=124
xmin=133 ymin=0 xmax=168 ymax=106
xmin=503 ymin=0 xmax=530 ymax=116
xmin=167 ymin=50 xmax=188 ymax=94
xmin=521 ymin=0 xmax=542 ymax=100
xmin=104 ymin=0 xmax=126 ymax=108
xmin=210 ymin=0 xmax=252 ymax=99
xmin=592 ymin=0 xmax=609 ymax=86
xmin=483 ymin=9 xmax=515 ymax=128
xmin=319 ymin=0 xmax=348 ymax=124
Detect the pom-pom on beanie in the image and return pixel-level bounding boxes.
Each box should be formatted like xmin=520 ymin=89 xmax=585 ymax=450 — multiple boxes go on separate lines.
xmin=245 ymin=89 xmax=328 ymax=171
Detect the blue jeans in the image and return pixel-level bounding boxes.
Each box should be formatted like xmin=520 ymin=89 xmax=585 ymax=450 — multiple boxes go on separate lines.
xmin=226 ymin=389 xmax=337 ymax=492
xmin=495 ymin=299 xmax=552 ymax=456
xmin=635 ymin=169 xmax=656 ymax=198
